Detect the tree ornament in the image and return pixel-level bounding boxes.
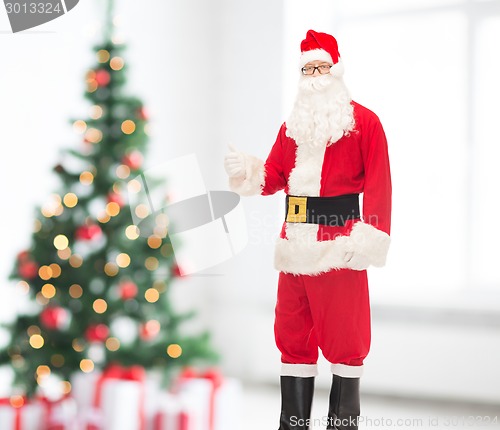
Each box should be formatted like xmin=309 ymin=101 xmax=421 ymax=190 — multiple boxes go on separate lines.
xmin=85 ymin=324 xmax=109 ymax=343
xmin=95 ymin=69 xmax=111 ymax=87
xmin=40 ymin=307 xmax=70 ymax=330
xmin=110 ymin=316 xmax=138 ymax=345
xmin=17 ymin=252 xmax=39 ymax=279
xmin=107 ymin=191 xmax=124 ymax=207
xmin=137 ymin=106 xmax=149 ymax=121
xmin=139 ymin=320 xmax=160 ymax=340
xmin=17 ymin=250 xmax=30 ymax=261
xmin=75 ymin=224 xmax=102 ymax=241
xmin=118 ymin=280 xmax=138 ymax=300
xmin=121 ymin=150 xmax=143 ymax=171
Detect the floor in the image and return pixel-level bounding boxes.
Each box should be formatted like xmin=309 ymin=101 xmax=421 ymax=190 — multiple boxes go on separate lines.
xmin=241 ymin=383 xmax=500 ymax=430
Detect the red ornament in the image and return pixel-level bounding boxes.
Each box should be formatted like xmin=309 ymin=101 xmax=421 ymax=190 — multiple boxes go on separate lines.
xmin=75 ymin=224 xmax=102 ymax=241
xmin=40 ymin=307 xmax=69 ymax=330
xmin=107 ymin=192 xmax=124 ymax=207
xmin=18 ymin=260 xmax=39 ymax=279
xmin=139 ymin=320 xmax=160 ymax=340
xmin=118 ymin=280 xmax=138 ymax=300
xmin=85 ymin=324 xmax=109 ymax=343
xmin=121 ymin=151 xmax=143 ymax=171
xmin=17 ymin=250 xmax=30 ymax=261
xmin=95 ymin=69 xmax=111 ymax=87
xmin=137 ymin=106 xmax=149 ymax=121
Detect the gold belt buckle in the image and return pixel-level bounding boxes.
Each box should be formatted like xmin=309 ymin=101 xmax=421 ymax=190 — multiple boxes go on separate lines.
xmin=286 ymin=196 xmax=307 ymax=223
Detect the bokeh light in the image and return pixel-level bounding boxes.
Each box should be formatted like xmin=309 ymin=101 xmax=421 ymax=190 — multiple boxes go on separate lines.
xmin=125 ymin=225 xmax=140 ymax=240
xmin=166 ymin=344 xmax=182 ymax=358
xmin=29 ymin=334 xmax=44 ymax=349
xmin=93 ymin=298 xmax=108 ymax=314
xmin=69 ymin=284 xmax=83 ymax=299
xmin=80 ymin=359 xmax=94 ymax=373
xmin=144 ymin=288 xmax=160 ymax=303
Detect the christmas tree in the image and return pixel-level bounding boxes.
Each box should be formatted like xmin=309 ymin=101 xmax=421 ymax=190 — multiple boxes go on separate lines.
xmin=0 ymin=1 xmax=216 ymax=398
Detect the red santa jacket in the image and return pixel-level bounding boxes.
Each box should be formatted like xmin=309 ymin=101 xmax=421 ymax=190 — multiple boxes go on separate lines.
xmin=230 ymin=101 xmax=392 ymax=275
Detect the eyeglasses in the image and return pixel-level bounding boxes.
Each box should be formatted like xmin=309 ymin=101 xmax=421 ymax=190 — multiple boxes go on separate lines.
xmin=301 ymin=64 xmax=332 ymax=75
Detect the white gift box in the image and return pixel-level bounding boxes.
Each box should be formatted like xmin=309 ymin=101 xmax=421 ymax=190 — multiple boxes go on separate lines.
xmin=70 ymin=368 xmax=147 ymax=430
xmin=100 ymin=379 xmax=142 ymax=430
xmin=176 ymin=377 xmax=242 ymax=430
xmin=0 ymin=400 xmax=45 ymax=430
xmin=152 ymin=392 xmax=193 ymax=430
xmin=45 ymin=396 xmax=79 ymax=430
xmin=213 ymin=379 xmax=242 ymax=430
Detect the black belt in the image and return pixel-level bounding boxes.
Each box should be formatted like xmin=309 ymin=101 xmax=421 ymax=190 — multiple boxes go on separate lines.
xmin=285 ymin=194 xmax=360 ymax=226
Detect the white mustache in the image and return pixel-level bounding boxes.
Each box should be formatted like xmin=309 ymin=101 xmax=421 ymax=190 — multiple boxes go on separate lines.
xmin=298 ymin=74 xmax=335 ymax=93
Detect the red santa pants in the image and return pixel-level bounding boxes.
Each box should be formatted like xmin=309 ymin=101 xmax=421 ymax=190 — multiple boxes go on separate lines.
xmin=274 ymin=269 xmax=371 ymax=374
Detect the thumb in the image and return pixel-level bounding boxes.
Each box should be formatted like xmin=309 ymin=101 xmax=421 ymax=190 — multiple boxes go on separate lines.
xmin=228 ymin=143 xmax=238 ymax=153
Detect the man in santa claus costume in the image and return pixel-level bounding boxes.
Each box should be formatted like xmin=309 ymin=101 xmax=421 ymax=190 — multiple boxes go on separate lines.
xmin=224 ymin=30 xmax=391 ymax=430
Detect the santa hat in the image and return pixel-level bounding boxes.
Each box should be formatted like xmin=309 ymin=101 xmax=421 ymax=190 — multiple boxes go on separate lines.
xmin=299 ymin=29 xmax=344 ymax=78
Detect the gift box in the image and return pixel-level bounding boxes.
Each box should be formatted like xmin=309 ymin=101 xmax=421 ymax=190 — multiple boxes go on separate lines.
xmin=42 ymin=396 xmax=79 ymax=430
xmin=0 ymin=397 xmax=45 ymax=430
xmin=152 ymin=392 xmax=192 ymax=430
xmin=174 ymin=369 xmax=242 ymax=430
xmin=71 ymin=364 xmax=146 ymax=430
xmin=212 ymin=378 xmax=242 ymax=430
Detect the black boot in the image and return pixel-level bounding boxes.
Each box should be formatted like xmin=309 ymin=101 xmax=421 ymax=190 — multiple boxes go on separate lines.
xmin=326 ymin=375 xmax=360 ymax=429
xmin=278 ymin=376 xmax=315 ymax=430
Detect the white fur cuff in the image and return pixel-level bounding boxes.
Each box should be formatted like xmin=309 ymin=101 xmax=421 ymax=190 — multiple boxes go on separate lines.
xmin=331 ymin=363 xmax=364 ymax=378
xmin=228 ymin=153 xmax=265 ymax=196
xmin=349 ymin=222 xmax=391 ymax=267
xmin=281 ymin=363 xmax=318 ymax=378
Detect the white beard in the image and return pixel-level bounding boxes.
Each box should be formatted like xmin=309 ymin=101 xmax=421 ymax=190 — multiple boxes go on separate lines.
xmin=286 ymin=74 xmax=355 ymax=147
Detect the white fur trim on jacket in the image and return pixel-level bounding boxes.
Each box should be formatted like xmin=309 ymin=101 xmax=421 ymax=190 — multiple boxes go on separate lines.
xmin=274 ymin=221 xmax=390 ymax=275
xmin=281 ymin=363 xmax=318 ymax=378
xmin=275 ymin=229 xmax=350 ymax=275
xmin=228 ymin=153 xmax=265 ymax=196
xmin=348 ymin=221 xmax=391 ymax=268
xmin=331 ymin=363 xmax=364 ymax=378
